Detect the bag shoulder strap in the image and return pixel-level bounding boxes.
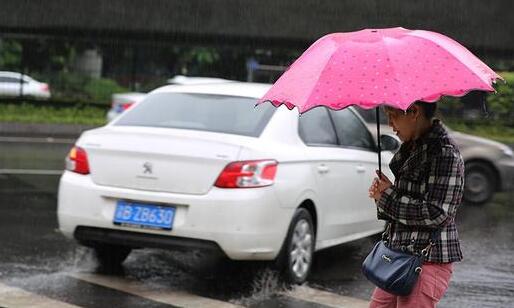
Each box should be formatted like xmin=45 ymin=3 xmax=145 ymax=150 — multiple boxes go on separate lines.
xmin=382 ymin=222 xmax=440 ymax=257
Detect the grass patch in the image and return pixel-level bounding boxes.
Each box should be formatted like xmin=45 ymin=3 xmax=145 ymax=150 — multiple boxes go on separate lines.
xmin=0 ymin=103 xmax=107 ymax=125
xmin=445 ymin=120 xmax=514 ymax=144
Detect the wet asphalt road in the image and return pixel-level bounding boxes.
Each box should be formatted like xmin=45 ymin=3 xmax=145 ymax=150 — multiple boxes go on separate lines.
xmin=0 ymin=137 xmax=513 ymax=307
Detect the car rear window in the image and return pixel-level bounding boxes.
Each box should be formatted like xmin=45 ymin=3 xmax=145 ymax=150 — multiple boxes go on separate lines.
xmin=114 ymin=92 xmax=275 ymax=137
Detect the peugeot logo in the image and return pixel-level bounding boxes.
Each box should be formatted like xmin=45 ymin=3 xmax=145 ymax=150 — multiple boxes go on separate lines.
xmin=143 ymin=162 xmax=153 ymax=174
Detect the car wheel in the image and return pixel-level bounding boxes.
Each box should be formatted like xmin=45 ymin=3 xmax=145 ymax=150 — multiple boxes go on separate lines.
xmin=464 ymin=162 xmax=496 ymax=205
xmin=93 ymin=243 xmax=132 ymax=271
xmin=277 ymin=208 xmax=315 ymax=284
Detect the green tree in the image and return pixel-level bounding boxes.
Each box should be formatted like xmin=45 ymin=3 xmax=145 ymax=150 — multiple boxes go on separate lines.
xmin=177 ymin=47 xmax=221 ymax=75
xmin=487 ymin=72 xmax=514 ymax=124
xmin=0 ymin=39 xmax=22 ymax=70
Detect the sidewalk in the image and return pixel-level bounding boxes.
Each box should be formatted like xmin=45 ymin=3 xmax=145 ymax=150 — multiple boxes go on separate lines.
xmin=0 ymin=122 xmax=99 ymax=138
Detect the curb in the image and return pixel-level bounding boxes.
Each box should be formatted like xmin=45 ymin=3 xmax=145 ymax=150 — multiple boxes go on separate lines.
xmin=0 ymin=122 xmax=100 ymax=138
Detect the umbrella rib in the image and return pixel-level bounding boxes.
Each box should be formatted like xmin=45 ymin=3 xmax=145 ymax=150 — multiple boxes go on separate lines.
xmin=301 ymin=40 xmax=347 ymax=114
xmin=380 ymin=35 xmax=410 ymax=110
xmin=409 ymin=30 xmax=499 ymax=87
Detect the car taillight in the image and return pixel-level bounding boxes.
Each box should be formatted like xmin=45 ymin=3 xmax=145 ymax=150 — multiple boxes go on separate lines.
xmin=121 ymin=102 xmax=134 ymax=111
xmin=40 ymin=83 xmax=49 ymax=92
xmin=65 ymin=146 xmax=90 ymax=174
xmin=214 ymin=160 xmax=278 ymax=188
xmin=112 ymin=102 xmax=134 ymax=112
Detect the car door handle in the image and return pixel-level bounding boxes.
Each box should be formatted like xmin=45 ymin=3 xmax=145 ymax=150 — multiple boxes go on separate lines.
xmin=317 ymin=165 xmax=330 ymax=174
xmin=356 ymin=165 xmax=366 ymax=173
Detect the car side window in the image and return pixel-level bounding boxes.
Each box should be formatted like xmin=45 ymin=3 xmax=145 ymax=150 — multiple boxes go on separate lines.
xmin=0 ymin=77 xmax=22 ymax=83
xmin=298 ymin=107 xmax=338 ymax=146
xmin=330 ymin=109 xmax=375 ymax=150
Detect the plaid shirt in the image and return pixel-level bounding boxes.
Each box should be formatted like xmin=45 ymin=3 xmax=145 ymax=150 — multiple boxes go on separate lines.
xmin=377 ymin=120 xmax=464 ymax=263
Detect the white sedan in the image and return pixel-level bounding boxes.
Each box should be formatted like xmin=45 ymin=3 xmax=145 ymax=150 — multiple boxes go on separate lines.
xmin=58 ymin=82 xmax=396 ymax=283
xmin=0 ymin=71 xmax=51 ymax=99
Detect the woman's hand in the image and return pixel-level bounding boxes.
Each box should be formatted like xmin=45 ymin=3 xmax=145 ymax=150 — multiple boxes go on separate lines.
xmin=368 ymin=170 xmax=392 ymax=201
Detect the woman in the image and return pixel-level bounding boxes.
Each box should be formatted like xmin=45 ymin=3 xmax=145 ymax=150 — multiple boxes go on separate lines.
xmin=368 ymin=101 xmax=465 ymax=308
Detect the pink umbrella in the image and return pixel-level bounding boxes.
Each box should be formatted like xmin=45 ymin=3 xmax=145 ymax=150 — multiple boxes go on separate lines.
xmin=258 ymin=27 xmax=502 ymax=172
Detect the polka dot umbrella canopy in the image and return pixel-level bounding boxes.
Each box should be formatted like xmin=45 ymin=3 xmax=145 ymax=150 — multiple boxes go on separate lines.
xmin=258 ymin=27 xmax=502 ymax=172
xmin=258 ymin=27 xmax=501 ymax=113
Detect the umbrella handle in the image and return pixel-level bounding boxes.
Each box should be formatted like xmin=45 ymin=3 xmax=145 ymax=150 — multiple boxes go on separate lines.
xmin=376 ymin=107 xmax=382 ymax=176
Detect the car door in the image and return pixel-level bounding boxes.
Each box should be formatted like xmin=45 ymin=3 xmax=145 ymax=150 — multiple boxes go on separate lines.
xmin=298 ymin=107 xmax=368 ymax=243
xmin=329 ymin=108 xmax=385 ymax=234
xmin=0 ymin=76 xmax=23 ymax=97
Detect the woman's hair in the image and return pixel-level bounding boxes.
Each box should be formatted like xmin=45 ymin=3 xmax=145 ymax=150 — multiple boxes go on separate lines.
xmin=414 ymin=101 xmax=437 ymax=119
xmin=385 ymin=101 xmax=437 ymax=119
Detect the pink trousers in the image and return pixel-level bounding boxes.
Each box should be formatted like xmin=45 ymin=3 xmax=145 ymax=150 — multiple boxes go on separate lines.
xmin=369 ymin=262 xmax=453 ymax=308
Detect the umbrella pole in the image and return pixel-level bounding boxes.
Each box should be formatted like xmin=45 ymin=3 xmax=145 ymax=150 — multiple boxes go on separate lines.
xmin=376 ymin=107 xmax=382 ymax=176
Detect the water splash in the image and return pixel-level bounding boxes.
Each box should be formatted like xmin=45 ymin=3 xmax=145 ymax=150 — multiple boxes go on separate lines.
xmin=65 ymin=246 xmax=98 ymax=272
xmin=231 ymin=268 xmax=286 ymax=306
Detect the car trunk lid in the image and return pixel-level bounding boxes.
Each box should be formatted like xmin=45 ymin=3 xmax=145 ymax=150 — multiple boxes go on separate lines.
xmin=82 ymin=128 xmax=242 ymax=195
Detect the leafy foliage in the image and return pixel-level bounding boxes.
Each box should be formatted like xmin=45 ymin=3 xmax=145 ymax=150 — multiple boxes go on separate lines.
xmin=43 ymin=72 xmax=128 ymax=104
xmin=0 ymin=103 xmax=106 ymax=125
xmin=84 ymin=78 xmax=128 ymax=104
xmin=0 ymin=39 xmax=22 ymax=69
xmin=487 ymin=72 xmax=514 ymax=125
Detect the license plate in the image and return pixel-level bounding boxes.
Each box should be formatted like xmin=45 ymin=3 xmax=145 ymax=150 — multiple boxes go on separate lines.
xmin=113 ymin=200 xmax=175 ymax=230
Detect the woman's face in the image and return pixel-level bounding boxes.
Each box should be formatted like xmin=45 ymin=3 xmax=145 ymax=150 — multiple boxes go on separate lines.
xmin=384 ymin=107 xmax=418 ymax=142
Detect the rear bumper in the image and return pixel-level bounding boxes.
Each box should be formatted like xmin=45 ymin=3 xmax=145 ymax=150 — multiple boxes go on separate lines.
xmin=498 ymin=157 xmax=514 ymax=191
xmin=58 ymin=171 xmax=294 ymax=260
xmin=75 ymin=226 xmax=225 ymax=255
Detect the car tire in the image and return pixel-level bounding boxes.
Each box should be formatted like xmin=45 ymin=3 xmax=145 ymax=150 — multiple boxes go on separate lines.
xmin=464 ymin=162 xmax=496 ymax=205
xmin=93 ymin=243 xmax=132 ymax=271
xmin=276 ymin=208 xmax=315 ymax=284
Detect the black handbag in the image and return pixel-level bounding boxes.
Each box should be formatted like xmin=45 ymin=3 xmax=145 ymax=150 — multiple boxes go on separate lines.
xmin=362 ymin=224 xmax=437 ymax=296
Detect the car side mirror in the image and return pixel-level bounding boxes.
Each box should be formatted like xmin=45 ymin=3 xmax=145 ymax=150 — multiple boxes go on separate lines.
xmin=380 ymin=134 xmax=401 ymax=152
